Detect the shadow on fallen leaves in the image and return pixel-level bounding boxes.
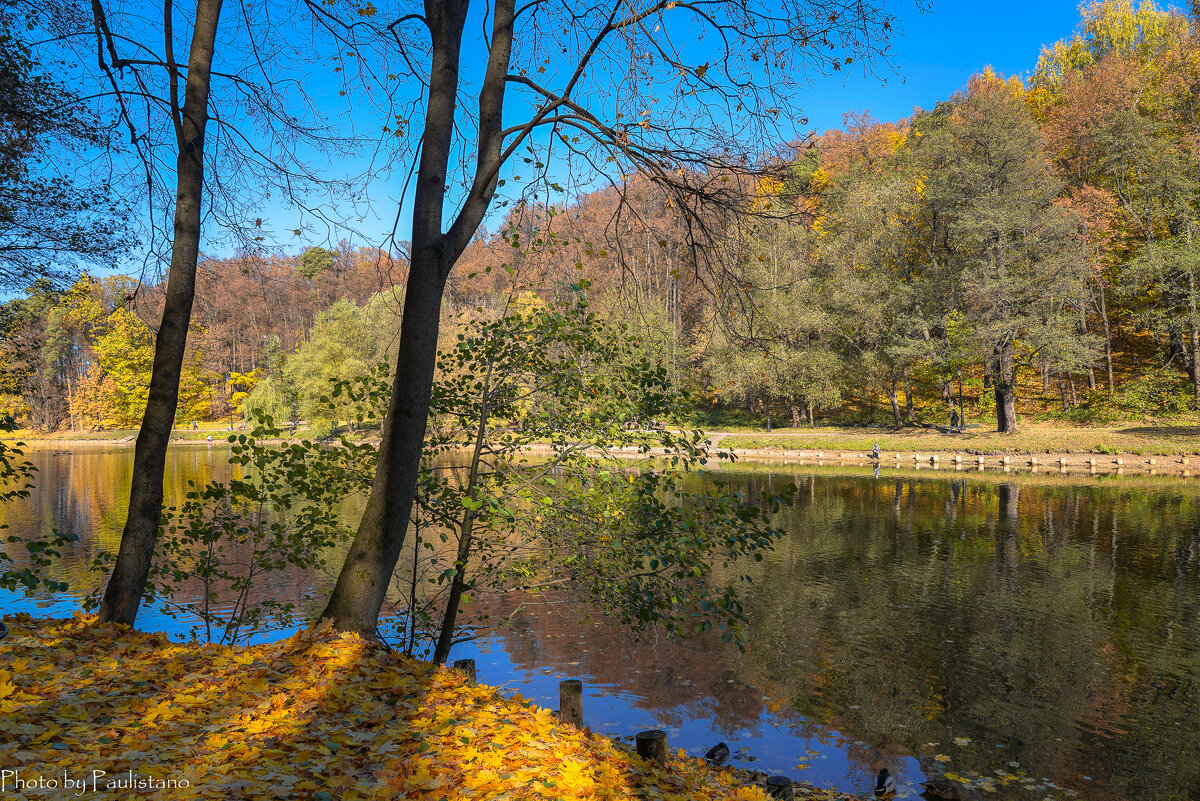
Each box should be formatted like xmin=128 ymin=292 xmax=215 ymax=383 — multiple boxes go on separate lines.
xmin=0 ymin=614 xmax=776 ymax=800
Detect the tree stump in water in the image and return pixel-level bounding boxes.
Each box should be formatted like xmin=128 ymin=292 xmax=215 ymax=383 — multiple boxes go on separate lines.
xmin=635 ymin=730 xmax=668 ymax=765
xmin=452 ymin=659 xmax=476 ymax=685
xmin=765 ymin=775 xmax=794 ymax=800
xmin=559 ymin=679 xmax=583 ymax=727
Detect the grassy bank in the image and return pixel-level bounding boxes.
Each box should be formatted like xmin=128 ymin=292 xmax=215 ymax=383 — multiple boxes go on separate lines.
xmin=715 ymin=422 xmax=1200 ymax=457
xmin=8 ymin=420 xmax=1198 ymax=459
xmin=0 ymin=615 xmax=860 ymax=801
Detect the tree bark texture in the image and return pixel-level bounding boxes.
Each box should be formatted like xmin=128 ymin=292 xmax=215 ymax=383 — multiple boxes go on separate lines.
xmin=993 ymin=343 xmax=1018 ymax=433
xmin=98 ymin=0 xmax=223 ymax=625
xmin=321 ymin=0 xmax=517 ymax=635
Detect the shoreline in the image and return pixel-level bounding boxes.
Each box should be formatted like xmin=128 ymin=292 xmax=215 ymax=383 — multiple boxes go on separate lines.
xmin=7 ymin=427 xmax=1198 ymax=477
xmin=709 ymin=445 xmax=1194 ymax=475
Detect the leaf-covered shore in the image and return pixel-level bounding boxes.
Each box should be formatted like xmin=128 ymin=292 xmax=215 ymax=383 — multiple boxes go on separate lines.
xmin=0 ymin=615 xmax=860 ymax=800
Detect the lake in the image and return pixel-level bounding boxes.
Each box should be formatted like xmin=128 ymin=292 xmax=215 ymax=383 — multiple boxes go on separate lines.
xmin=1 ymin=443 xmax=1198 ymax=800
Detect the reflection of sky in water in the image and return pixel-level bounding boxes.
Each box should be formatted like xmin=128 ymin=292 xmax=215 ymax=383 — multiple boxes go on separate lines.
xmin=4 ymin=445 xmax=1200 ymax=800
xmin=1 ymin=584 xmax=915 ymax=795
xmin=455 ymin=636 xmax=927 ymax=796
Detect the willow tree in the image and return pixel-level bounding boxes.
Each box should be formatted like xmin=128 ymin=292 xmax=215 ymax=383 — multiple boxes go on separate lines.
xmin=319 ymin=0 xmax=899 ymax=634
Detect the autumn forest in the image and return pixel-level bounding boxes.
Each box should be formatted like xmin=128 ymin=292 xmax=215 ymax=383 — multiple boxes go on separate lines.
xmin=4 ymin=1 xmax=1200 ymax=437
xmin=3 ymin=0 xmax=1200 ymax=800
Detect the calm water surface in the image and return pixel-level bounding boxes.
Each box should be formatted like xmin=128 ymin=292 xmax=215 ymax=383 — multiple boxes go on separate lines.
xmin=2 ymin=443 xmax=1198 ymax=800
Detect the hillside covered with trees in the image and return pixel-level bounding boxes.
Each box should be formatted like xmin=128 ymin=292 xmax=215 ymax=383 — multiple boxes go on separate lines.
xmin=2 ymin=0 xmax=1198 ymax=435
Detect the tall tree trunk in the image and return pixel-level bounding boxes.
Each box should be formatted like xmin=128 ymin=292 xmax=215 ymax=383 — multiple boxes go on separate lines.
xmin=788 ymin=396 xmax=802 ymax=428
xmin=904 ymin=370 xmax=914 ymax=422
xmin=1097 ymin=282 xmax=1114 ymax=392
xmin=993 ymin=343 xmax=1018 ymax=433
xmin=98 ymin=0 xmax=223 ymax=625
xmin=887 ymin=380 xmax=902 ymax=430
xmin=433 ymin=368 xmax=492 ymax=664
xmin=1192 ymin=325 xmax=1200 ymax=407
xmin=320 ymin=0 xmax=492 ymax=635
xmin=957 ymin=370 xmax=965 ymax=429
xmin=1079 ymin=301 xmax=1096 ymax=391
xmin=1191 ymin=270 xmax=1200 ymax=407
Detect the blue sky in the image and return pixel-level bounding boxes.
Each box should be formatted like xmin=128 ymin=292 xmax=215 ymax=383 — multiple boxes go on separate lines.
xmin=355 ymin=1 xmax=1091 ymax=252
xmin=778 ymin=0 xmax=1084 ymax=135
xmin=50 ymin=0 xmax=1099 ymax=278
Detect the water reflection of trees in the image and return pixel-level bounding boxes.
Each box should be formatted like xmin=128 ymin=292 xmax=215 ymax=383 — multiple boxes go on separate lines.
xmin=0 ymin=445 xmax=348 ymax=626
xmin=476 ymin=472 xmax=1200 ymax=801
xmin=5 ymin=451 xmax=1200 ymax=799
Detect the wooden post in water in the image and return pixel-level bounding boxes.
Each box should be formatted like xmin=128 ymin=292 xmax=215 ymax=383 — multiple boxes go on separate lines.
xmin=765 ymin=776 xmax=795 ymax=800
xmin=636 ymin=730 xmax=668 ymax=765
xmin=559 ymin=679 xmax=583 ymax=728
xmin=452 ymin=659 xmax=476 ymax=685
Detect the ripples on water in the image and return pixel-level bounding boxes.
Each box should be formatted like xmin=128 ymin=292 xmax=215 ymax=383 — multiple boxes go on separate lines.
xmin=1 ymin=445 xmax=1198 ymax=800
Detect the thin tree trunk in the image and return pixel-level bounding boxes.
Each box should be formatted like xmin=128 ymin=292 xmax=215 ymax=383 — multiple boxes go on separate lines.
xmin=318 ymin=229 xmax=452 ymax=634
xmin=1192 ymin=324 xmax=1200 ymax=407
xmin=957 ymin=370 xmax=964 ymax=430
xmin=904 ymin=371 xmax=914 ymax=422
xmin=98 ymin=0 xmax=223 ymax=625
xmin=321 ymin=0 xmax=512 ymax=635
xmin=887 ymin=379 xmax=902 ymax=430
xmin=994 ymin=343 xmax=1018 ymax=433
xmin=1190 ymin=269 xmax=1200 ymax=406
xmin=1079 ymin=301 xmax=1096 ymax=391
xmin=432 ymin=366 xmax=493 ymax=664
xmin=1097 ymin=282 xmax=1114 ymax=392
xmin=788 ymin=397 xmax=802 ymax=428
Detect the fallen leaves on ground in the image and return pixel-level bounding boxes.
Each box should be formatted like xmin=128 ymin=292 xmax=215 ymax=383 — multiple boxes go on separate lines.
xmin=0 ymin=615 xmax=855 ymax=800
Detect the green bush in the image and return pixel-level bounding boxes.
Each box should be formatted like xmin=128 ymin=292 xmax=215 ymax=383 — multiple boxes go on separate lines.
xmin=1113 ymin=368 xmax=1194 ymax=417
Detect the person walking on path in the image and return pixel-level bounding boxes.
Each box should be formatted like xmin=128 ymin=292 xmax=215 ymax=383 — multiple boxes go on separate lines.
xmin=950 ymin=408 xmax=960 ymax=433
